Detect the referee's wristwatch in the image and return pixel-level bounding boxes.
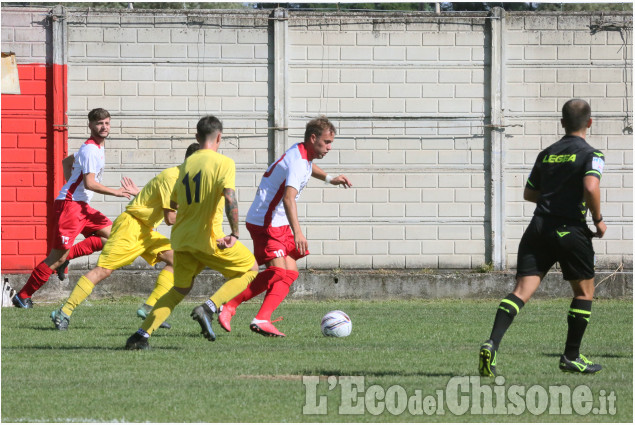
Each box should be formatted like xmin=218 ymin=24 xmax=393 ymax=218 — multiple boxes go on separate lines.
xmin=592 ymin=215 xmax=603 ymax=224
xmin=229 ymin=233 xmax=239 ymax=239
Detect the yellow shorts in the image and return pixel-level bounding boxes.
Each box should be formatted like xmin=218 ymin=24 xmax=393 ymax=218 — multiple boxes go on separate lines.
xmin=97 ymin=212 xmax=171 ymax=270
xmin=173 ymin=242 xmax=256 ymax=288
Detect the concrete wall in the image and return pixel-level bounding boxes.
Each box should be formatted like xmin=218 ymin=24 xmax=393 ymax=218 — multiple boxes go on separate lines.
xmin=287 ymin=13 xmax=489 ymax=270
xmin=1 ymin=7 xmax=632 ymax=273
xmin=503 ymin=13 xmax=633 ymax=269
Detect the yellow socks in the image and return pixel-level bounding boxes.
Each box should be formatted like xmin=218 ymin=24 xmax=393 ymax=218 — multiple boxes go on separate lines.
xmin=62 ymin=276 xmax=95 ymax=316
xmin=210 ymin=270 xmax=258 ymax=309
xmin=144 ymin=269 xmax=174 ymax=307
xmin=141 ymin=288 xmax=184 ymax=335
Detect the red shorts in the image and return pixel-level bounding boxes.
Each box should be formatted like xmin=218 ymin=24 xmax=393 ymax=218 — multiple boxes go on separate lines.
xmin=52 ymin=200 xmax=112 ymax=250
xmin=246 ymin=222 xmax=309 ymax=265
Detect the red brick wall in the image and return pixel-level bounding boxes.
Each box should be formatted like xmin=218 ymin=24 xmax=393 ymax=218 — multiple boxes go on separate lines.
xmin=2 ymin=64 xmax=54 ymax=272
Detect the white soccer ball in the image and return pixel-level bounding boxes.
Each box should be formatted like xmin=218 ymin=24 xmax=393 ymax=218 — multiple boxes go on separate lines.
xmin=321 ymin=310 xmax=352 ymax=337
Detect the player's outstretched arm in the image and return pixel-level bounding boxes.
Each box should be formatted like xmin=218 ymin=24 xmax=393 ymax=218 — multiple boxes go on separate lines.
xmin=217 ymin=188 xmax=239 ymax=249
xmin=83 ymin=173 xmax=131 ymax=199
xmin=62 ymin=154 xmax=75 ymax=182
xmin=583 ymin=175 xmax=606 ymax=238
xmin=311 ymin=163 xmax=352 ymax=188
xmin=283 ymin=186 xmax=308 ymax=255
xmin=120 ymin=176 xmax=140 ymax=197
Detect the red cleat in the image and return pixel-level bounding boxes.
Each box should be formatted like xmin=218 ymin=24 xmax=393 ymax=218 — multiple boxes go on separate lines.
xmin=249 ymin=319 xmax=286 ymax=337
xmin=218 ymin=305 xmax=235 ymax=332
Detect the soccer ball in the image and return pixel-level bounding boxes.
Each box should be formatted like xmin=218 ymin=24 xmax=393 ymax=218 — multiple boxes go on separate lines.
xmin=321 ymin=310 xmax=352 ymax=337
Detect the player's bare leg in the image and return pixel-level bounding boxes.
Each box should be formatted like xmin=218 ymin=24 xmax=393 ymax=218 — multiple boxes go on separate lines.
xmin=559 ymin=278 xmax=601 ymax=373
xmin=43 ymin=248 xmax=71 ymax=270
xmin=54 ymin=247 xmax=172 ymax=331
xmin=12 ymin=248 xmax=71 ymax=308
xmin=511 ymin=275 xmax=542 ymax=303
xmin=51 ymin=265 xmax=115 ymax=330
xmin=56 ymin=225 xmax=111 ymax=281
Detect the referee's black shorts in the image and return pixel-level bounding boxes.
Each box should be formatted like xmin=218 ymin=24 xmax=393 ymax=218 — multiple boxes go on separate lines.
xmin=516 ymin=215 xmax=595 ymax=281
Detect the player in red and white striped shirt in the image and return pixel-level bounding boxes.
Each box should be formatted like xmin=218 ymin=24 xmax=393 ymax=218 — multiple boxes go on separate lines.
xmin=13 ymin=108 xmax=134 ymax=308
xmin=218 ymin=117 xmax=352 ymax=336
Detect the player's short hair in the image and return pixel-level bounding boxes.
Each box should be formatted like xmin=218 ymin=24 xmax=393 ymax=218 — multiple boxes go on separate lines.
xmin=196 ymin=115 xmax=223 ymax=141
xmin=88 ymin=108 xmax=110 ymax=123
xmin=185 ymin=142 xmax=200 ymax=160
xmin=562 ymin=99 xmax=591 ymax=133
xmin=304 ymin=116 xmax=336 ymax=143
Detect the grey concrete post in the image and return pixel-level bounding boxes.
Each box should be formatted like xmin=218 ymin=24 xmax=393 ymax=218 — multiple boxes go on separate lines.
xmin=272 ymin=7 xmax=289 ymax=162
xmin=51 ymin=5 xmax=68 ymax=199
xmin=52 ymin=5 xmax=67 ymax=66
xmin=489 ymin=7 xmax=506 ymax=270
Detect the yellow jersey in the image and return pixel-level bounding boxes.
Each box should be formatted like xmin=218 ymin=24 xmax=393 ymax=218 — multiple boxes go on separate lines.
xmin=170 ymin=149 xmax=235 ymax=254
xmin=126 ymin=167 xmax=179 ymax=229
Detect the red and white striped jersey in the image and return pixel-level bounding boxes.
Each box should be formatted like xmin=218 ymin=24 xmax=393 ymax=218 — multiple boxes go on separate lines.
xmin=56 ymin=138 xmax=105 ymax=203
xmin=246 ymin=143 xmax=313 ymax=227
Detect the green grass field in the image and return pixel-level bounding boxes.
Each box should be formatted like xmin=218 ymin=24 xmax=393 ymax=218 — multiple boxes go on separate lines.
xmin=2 ymin=298 xmax=632 ymax=422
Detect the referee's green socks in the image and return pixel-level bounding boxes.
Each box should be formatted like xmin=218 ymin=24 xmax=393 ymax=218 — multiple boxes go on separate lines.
xmin=564 ymin=298 xmax=592 ymax=360
xmin=489 ymin=293 xmax=525 ymax=349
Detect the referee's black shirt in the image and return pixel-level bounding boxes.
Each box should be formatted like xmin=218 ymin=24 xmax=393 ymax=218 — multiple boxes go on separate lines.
xmin=526 ymin=135 xmax=605 ymax=224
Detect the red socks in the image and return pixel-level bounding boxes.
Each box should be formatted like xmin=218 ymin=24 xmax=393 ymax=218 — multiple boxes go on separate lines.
xmin=67 ymin=236 xmax=104 ymax=260
xmin=225 ymin=267 xmax=286 ymax=310
xmin=17 ymin=236 xmax=104 ymax=299
xmin=18 ymin=262 xmax=54 ymax=298
xmin=255 ymin=270 xmax=299 ymax=321
xmin=223 ymin=267 xmax=300 ymax=320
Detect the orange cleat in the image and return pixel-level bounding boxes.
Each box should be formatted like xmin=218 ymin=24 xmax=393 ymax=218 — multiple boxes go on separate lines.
xmin=218 ymin=304 xmax=235 ymax=332
xmin=249 ymin=318 xmax=286 ymax=337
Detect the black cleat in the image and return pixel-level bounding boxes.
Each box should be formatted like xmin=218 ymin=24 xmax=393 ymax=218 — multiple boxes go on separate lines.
xmin=136 ymin=304 xmax=171 ymax=329
xmin=12 ymin=294 xmax=33 ymax=309
xmin=559 ymin=354 xmax=602 ymax=374
xmin=191 ymin=304 xmax=216 ymax=341
xmin=125 ymin=333 xmax=150 ymax=350
xmin=56 ymin=259 xmax=70 ymax=281
xmin=479 ymin=339 xmax=497 ymax=377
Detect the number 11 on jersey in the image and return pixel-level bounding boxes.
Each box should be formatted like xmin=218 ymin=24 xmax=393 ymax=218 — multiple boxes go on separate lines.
xmin=182 ymin=171 xmax=201 ymax=204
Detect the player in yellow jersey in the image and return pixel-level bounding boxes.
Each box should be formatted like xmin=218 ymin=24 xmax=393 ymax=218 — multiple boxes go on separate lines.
xmin=50 ymin=143 xmax=200 ymax=330
xmin=126 ymin=115 xmax=258 ymax=349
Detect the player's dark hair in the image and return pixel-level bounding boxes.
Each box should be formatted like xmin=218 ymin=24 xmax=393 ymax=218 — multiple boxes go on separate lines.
xmin=562 ymin=99 xmax=591 ymax=133
xmin=196 ymin=115 xmax=223 ymax=142
xmin=185 ymin=142 xmax=200 ymax=160
xmin=88 ymin=108 xmax=110 ymax=123
xmin=304 ymin=116 xmax=336 ymax=143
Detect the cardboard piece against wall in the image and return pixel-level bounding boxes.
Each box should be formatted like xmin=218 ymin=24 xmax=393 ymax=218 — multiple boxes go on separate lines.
xmin=1 ymin=52 xmax=21 ymax=94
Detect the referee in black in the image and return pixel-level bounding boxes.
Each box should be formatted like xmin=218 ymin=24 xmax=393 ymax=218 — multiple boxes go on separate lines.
xmin=479 ymin=99 xmax=607 ymax=376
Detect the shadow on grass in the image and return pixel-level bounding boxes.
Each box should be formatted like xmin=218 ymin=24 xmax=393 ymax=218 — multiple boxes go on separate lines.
xmin=542 ymin=352 xmax=631 ymax=359
xmin=3 ymin=345 xmax=181 ymax=351
xmin=26 ymin=325 xmax=135 ymax=332
xmin=302 ymin=369 xmax=455 ymax=378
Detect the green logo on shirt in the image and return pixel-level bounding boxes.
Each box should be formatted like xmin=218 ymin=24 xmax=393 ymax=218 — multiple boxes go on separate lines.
xmin=542 ymin=154 xmax=577 ymax=163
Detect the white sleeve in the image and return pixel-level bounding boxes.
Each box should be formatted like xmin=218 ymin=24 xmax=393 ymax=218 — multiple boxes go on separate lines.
xmin=78 ymin=146 xmax=101 ymax=175
xmin=285 ymin=161 xmax=306 ymax=191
